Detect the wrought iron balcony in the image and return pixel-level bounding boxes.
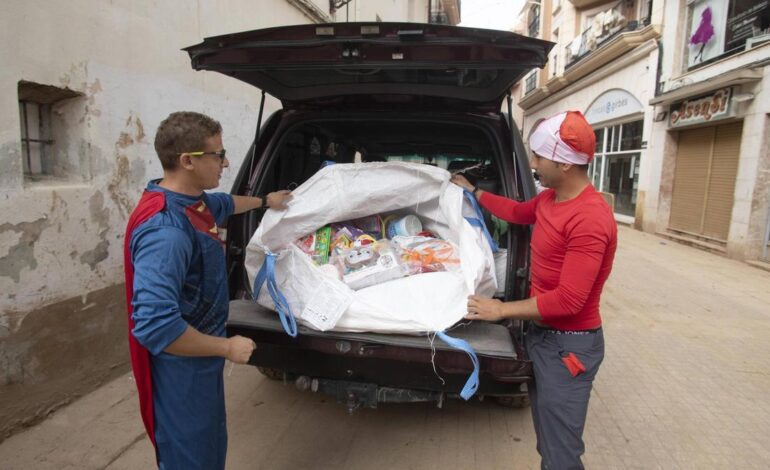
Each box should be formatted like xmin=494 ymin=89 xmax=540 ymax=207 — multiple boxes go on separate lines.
xmin=565 ymin=2 xmax=651 ymax=69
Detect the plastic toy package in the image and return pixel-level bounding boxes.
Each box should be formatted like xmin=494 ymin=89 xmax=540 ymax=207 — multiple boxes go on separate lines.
xmin=293 ymin=213 xmax=463 ymax=291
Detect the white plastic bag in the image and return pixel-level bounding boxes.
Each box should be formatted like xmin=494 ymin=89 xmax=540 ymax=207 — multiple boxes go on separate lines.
xmin=245 ymin=162 xmax=497 ymax=334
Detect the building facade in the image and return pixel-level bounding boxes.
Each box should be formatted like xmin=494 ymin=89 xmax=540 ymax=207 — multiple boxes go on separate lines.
xmin=0 ymin=0 xmax=457 ymax=440
xmin=517 ymin=0 xmax=661 ymax=227
xmin=515 ymin=0 xmax=769 ymax=264
xmin=649 ymin=0 xmax=770 ymax=263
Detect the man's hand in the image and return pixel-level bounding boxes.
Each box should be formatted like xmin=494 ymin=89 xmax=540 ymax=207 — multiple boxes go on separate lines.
xmin=225 ymin=335 xmax=257 ymax=364
xmin=464 ymin=295 xmax=505 ymax=322
xmin=450 ymin=173 xmax=475 ymax=193
xmin=266 ymin=190 xmax=292 ymax=210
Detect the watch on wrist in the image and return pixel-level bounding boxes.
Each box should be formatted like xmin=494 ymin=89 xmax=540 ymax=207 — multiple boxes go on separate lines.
xmin=260 ymin=195 xmax=268 ymax=209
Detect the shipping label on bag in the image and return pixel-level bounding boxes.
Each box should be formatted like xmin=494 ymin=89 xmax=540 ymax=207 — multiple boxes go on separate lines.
xmin=301 ymin=277 xmax=354 ymax=331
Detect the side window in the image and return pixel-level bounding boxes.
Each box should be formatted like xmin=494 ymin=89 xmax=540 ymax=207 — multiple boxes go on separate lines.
xmin=18 ymin=81 xmax=85 ymax=184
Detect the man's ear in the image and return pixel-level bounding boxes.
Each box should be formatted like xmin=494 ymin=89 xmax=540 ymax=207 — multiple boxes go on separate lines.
xmin=558 ymin=162 xmax=574 ymax=173
xmin=178 ymin=153 xmax=195 ymax=170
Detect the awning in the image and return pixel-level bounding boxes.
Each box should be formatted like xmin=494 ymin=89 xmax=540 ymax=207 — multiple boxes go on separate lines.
xmin=650 ymin=67 xmax=763 ymax=105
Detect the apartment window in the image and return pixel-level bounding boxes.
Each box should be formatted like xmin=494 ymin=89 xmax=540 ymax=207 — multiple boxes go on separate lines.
xmin=551 ymin=29 xmax=560 ymax=77
xmin=524 ymin=71 xmax=537 ymax=94
xmin=687 ymin=0 xmax=770 ymax=69
xmin=18 ymin=81 xmax=84 ymax=182
xmin=528 ymin=5 xmax=541 ymax=38
xmin=639 ymin=0 xmax=653 ymax=24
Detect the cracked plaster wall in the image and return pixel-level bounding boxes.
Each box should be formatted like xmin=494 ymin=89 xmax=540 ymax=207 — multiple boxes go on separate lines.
xmin=0 ymin=0 xmax=310 ymax=440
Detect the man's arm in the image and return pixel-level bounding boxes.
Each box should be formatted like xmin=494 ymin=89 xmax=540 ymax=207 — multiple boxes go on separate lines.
xmin=465 ymin=295 xmax=542 ymax=321
xmin=232 ymin=190 xmax=292 ymax=215
xmin=164 ymin=326 xmax=255 ymax=364
xmin=450 ymin=173 xmax=539 ymax=225
xmin=465 ymin=219 xmax=609 ymax=322
xmin=130 ymin=226 xmax=255 ymax=363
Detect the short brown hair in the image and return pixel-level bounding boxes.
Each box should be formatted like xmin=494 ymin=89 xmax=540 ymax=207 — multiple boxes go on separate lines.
xmin=154 ymin=111 xmax=222 ymax=170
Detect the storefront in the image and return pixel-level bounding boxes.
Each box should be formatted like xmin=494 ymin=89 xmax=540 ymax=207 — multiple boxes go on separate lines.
xmin=584 ymin=89 xmax=646 ymax=224
xmin=664 ymin=87 xmax=743 ymax=242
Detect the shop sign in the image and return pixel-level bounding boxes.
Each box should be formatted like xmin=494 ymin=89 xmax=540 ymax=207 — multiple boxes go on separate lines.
xmin=669 ymin=87 xmax=733 ymax=128
xmin=585 ymin=89 xmax=643 ymax=125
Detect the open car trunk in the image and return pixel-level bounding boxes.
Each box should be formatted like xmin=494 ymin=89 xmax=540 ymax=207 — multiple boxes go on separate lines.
xmin=224 ymin=112 xmax=535 ymax=405
xmin=185 ymin=22 xmax=549 ymax=405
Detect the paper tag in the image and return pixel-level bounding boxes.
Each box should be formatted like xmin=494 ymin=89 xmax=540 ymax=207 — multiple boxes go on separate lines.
xmin=301 ymin=278 xmax=354 ymax=331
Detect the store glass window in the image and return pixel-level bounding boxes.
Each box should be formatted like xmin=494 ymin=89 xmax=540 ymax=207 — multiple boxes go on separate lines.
xmin=593 ymin=128 xmax=604 ymax=154
xmin=592 ymin=119 xmax=644 ymax=218
xmin=686 ymin=0 xmax=770 ymax=69
xmin=620 ymin=120 xmax=643 ymax=150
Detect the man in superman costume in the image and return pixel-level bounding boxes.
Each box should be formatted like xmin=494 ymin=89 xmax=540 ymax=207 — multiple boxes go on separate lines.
xmin=123 ymin=112 xmax=291 ymax=469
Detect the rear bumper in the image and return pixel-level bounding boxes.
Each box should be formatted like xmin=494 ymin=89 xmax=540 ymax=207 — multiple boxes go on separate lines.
xmin=227 ymin=300 xmax=532 ymax=396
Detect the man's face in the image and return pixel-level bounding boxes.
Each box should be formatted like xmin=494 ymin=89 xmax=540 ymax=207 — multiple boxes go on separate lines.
xmin=530 ymin=153 xmax=562 ymax=188
xmin=190 ymin=133 xmax=229 ymax=190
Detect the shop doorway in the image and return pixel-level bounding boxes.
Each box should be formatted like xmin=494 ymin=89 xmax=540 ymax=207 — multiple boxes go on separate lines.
xmin=588 ymin=119 xmax=643 ymax=221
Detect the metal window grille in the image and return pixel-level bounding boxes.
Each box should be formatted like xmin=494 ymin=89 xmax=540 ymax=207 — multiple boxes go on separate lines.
xmin=19 ymin=100 xmax=54 ymax=176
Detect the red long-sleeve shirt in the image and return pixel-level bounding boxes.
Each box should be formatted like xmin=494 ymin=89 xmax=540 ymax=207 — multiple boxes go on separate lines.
xmin=479 ymin=186 xmax=617 ymax=330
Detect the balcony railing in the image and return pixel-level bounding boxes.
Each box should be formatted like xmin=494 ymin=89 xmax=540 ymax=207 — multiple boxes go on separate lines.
xmin=565 ymin=2 xmax=650 ymax=69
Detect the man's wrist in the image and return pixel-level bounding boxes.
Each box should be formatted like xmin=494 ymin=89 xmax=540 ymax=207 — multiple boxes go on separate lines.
xmin=259 ymin=195 xmax=268 ymax=209
xmin=220 ymin=336 xmax=232 ymax=359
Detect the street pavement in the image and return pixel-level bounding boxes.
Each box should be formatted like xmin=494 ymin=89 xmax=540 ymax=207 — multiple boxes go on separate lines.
xmin=1 ymin=225 xmax=769 ymax=469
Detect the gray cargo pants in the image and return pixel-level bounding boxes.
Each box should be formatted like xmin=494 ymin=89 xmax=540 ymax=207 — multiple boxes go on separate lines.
xmin=526 ymin=323 xmax=605 ymax=470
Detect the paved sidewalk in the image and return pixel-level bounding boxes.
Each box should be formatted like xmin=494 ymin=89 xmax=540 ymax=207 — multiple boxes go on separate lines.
xmin=1 ymin=226 xmax=769 ymax=469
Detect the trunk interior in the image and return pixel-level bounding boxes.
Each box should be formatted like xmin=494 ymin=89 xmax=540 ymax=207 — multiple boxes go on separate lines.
xmin=226 ymin=113 xmax=533 ymax=395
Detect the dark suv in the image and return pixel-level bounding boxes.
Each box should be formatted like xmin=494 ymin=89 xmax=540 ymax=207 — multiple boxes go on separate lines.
xmin=185 ymin=22 xmax=552 ymax=411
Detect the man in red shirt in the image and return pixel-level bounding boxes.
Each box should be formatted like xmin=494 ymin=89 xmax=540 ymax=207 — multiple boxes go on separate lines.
xmin=452 ymin=111 xmax=617 ymax=469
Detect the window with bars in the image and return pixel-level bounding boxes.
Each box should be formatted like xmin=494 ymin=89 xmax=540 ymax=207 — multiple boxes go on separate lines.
xmin=17 ymin=81 xmax=84 ymax=182
xmin=19 ymin=100 xmax=54 ymax=176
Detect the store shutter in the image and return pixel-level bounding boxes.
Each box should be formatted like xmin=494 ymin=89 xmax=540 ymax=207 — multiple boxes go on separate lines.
xmin=669 ymin=127 xmax=713 ymax=234
xmin=702 ymin=122 xmax=742 ymax=240
xmin=669 ymin=123 xmax=742 ymax=241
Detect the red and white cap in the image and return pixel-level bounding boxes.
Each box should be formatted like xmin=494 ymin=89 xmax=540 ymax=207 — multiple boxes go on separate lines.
xmin=529 ymin=111 xmax=596 ymax=165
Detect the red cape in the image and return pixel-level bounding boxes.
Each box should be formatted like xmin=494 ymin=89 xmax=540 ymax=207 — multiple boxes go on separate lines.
xmin=123 ymin=190 xmax=166 ymax=449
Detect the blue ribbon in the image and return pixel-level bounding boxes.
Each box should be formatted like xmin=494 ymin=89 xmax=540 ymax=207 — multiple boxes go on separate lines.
xmin=463 ymin=189 xmax=499 ymax=253
xmin=436 ymin=331 xmax=480 ymax=400
xmin=252 ymin=252 xmax=298 ymax=337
